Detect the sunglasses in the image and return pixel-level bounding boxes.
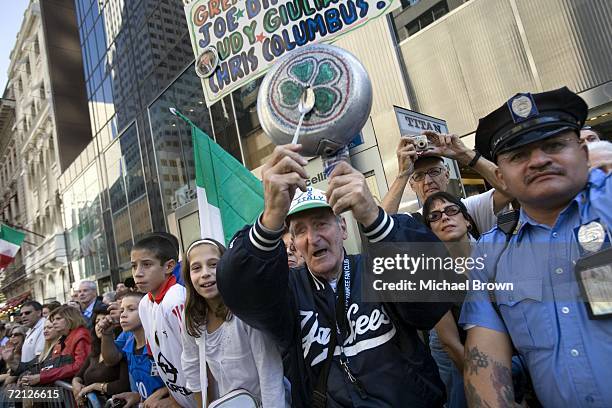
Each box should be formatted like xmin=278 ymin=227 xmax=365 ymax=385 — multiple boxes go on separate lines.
xmin=426 ymin=204 xmax=462 ymax=222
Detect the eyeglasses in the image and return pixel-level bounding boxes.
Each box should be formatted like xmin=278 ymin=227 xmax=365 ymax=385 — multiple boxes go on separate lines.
xmin=426 ymin=204 xmax=462 ymax=222
xmin=411 ymin=167 xmax=444 ymax=182
xmin=498 ymin=136 xmax=578 ymax=164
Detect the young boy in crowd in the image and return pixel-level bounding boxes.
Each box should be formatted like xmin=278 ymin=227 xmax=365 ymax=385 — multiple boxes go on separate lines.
xmin=131 ymin=234 xmax=196 ymax=408
xmin=99 ymin=292 xmax=166 ymax=407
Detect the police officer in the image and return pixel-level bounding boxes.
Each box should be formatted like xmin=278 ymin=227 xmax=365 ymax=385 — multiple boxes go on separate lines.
xmin=459 ymin=87 xmax=612 ymax=407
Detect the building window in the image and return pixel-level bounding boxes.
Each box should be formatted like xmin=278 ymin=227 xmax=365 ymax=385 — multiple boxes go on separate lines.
xmin=392 ymin=1 xmax=451 ymax=42
xmin=103 ymin=123 xmax=151 ymax=265
xmin=233 ymin=78 xmax=274 ymax=170
xmin=148 ymin=65 xmax=213 ymax=215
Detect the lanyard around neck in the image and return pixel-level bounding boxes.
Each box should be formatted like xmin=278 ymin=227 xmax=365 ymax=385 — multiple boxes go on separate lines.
xmin=335 ymin=256 xmax=351 ymax=338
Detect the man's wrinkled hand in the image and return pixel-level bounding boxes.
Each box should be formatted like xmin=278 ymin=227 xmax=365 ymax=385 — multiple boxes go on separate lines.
xmin=421 ymin=131 xmax=472 ymax=163
xmin=396 ymin=137 xmax=418 ymax=178
xmin=326 ymin=162 xmax=379 ymax=227
xmin=261 ymin=144 xmax=309 ymax=231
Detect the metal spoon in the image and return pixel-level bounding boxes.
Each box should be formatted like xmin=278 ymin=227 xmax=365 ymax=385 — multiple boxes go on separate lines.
xmin=291 ymin=86 xmax=316 ymax=145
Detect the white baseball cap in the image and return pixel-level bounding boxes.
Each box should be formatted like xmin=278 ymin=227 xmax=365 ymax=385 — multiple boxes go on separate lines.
xmin=287 ymin=187 xmax=331 ymax=217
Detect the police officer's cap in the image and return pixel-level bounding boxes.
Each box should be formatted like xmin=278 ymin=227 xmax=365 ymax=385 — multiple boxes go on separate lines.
xmin=475 ymin=87 xmax=587 ymax=162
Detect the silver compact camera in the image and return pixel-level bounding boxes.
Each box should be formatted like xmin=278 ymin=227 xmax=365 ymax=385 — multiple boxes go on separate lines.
xmin=412 ymin=135 xmax=430 ymax=152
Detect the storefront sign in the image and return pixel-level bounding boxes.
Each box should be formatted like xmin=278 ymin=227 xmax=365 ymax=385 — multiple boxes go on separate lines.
xmin=393 ymin=105 xmax=448 ymax=136
xmin=185 ymin=0 xmax=400 ymax=106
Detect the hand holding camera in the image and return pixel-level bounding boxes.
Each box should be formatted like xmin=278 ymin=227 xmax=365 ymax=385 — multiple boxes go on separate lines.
xmin=396 ymin=137 xmax=418 ymax=178
xmin=418 ymin=131 xmax=472 ymax=163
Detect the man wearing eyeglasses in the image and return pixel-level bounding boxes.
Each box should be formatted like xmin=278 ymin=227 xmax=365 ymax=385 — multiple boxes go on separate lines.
xmin=19 ymin=301 xmax=45 ymax=363
xmin=459 ymin=87 xmax=612 ymax=407
xmin=382 ymin=133 xmax=512 ymax=234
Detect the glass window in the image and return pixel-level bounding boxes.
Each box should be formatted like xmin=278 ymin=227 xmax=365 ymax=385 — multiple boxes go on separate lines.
xmin=391 ymin=0 xmax=451 ymax=42
xmin=84 ymin=6 xmax=95 ymax=37
xmin=84 ymin=34 xmax=96 ymax=81
xmin=102 ymin=74 xmax=115 ymax=119
xmin=121 ymin=126 xmax=147 ymax=203
xmin=105 ymin=138 xmax=128 ymax=215
xmin=105 ymin=139 xmax=130 ymax=264
xmin=95 ymin=17 xmax=108 ymax=59
xmin=148 ymin=66 xmax=213 ymax=215
xmin=104 ymin=123 xmax=152 ymax=265
xmin=76 ymin=0 xmax=84 ymax=28
xmin=232 ymin=78 xmax=274 ymax=170
xmin=210 ymin=96 xmax=243 ymax=164
xmin=61 ymin=163 xmax=109 ymax=279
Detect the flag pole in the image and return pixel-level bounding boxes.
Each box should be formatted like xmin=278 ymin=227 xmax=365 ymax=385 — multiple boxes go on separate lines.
xmin=169 ymin=107 xmax=197 ymax=128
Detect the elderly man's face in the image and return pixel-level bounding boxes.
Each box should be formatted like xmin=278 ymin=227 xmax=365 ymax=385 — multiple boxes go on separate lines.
xmin=78 ymin=283 xmax=97 ymax=307
xmin=290 ymin=208 xmax=347 ymax=279
xmin=409 ymin=158 xmax=450 ymax=203
xmin=580 ymin=129 xmax=600 ymax=145
xmin=496 ymin=132 xmax=589 ymax=210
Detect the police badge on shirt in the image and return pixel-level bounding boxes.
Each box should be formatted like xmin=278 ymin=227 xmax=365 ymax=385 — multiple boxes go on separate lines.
xmin=574 ymin=220 xmax=612 ymax=319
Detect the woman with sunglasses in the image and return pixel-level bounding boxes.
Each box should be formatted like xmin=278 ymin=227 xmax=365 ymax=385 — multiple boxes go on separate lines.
xmin=423 ymin=192 xmax=480 ymax=408
xmin=181 ymin=238 xmax=287 ymax=407
xmin=0 ymin=326 xmax=28 ymax=384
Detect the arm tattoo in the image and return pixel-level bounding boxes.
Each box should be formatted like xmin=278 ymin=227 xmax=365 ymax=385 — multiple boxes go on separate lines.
xmin=465 ymin=346 xmax=489 ymax=375
xmin=491 ymin=361 xmax=515 ymax=407
xmin=465 ymin=380 xmax=493 ymax=408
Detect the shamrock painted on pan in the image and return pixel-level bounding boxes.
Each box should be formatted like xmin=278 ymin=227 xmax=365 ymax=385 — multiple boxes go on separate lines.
xmin=278 ymin=56 xmax=342 ymax=118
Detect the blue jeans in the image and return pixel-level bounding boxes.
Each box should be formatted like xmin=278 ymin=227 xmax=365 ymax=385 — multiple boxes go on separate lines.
xmin=429 ymin=329 xmax=467 ymax=408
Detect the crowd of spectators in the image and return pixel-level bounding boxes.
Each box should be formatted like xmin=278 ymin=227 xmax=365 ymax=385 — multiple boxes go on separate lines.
xmin=0 ymin=87 xmax=609 ymax=407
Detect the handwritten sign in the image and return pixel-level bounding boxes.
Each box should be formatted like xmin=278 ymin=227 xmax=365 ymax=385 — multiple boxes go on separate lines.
xmin=185 ymin=0 xmax=399 ymax=106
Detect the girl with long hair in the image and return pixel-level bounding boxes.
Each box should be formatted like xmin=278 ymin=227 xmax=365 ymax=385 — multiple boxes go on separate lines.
xmin=181 ymin=238 xmax=287 ymax=407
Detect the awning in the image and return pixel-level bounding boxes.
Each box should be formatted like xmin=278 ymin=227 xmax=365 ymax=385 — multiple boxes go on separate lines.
xmin=0 ymin=290 xmax=31 ymax=316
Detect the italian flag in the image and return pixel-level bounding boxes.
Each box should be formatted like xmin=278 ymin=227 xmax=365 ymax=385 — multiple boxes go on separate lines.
xmin=0 ymin=224 xmax=25 ymax=269
xmin=171 ymin=108 xmax=264 ymax=244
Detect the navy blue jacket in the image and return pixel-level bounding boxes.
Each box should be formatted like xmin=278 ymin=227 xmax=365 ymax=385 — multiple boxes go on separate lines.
xmin=218 ymin=209 xmax=452 ymax=407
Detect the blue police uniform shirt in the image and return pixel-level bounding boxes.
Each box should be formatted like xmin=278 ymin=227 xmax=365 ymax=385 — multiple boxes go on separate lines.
xmin=117 ymin=331 xmax=165 ymax=400
xmin=460 ymin=169 xmax=612 ymax=407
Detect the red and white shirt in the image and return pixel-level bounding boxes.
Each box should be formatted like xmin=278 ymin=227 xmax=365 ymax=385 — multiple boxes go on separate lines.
xmin=139 ymin=276 xmax=197 ymax=408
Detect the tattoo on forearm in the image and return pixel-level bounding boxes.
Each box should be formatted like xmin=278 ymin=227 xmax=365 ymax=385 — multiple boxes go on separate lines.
xmin=465 ymin=350 xmax=516 ymax=408
xmin=465 ymin=380 xmax=493 ymax=408
xmin=465 ymin=346 xmax=489 ymax=375
xmin=491 ymin=361 xmax=515 ymax=407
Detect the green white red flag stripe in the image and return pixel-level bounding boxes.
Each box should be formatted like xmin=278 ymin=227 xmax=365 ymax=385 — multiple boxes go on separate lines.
xmin=0 ymin=224 xmax=25 ymax=269
xmin=180 ymin=110 xmax=264 ymax=245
